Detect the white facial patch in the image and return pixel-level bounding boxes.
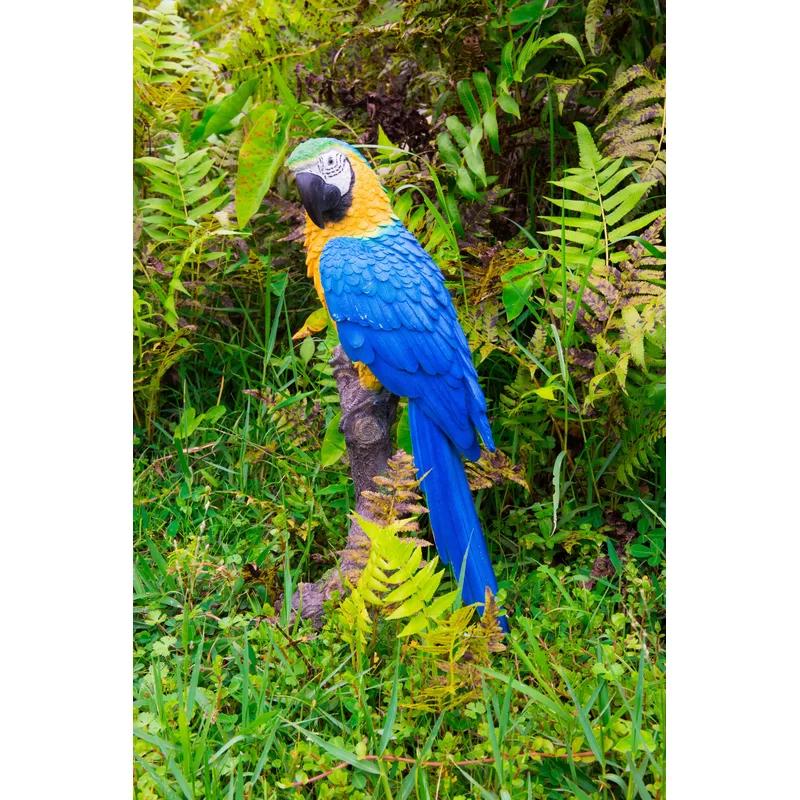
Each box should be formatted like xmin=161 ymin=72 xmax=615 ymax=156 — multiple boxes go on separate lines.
xmin=313 ymin=149 xmax=353 ymax=195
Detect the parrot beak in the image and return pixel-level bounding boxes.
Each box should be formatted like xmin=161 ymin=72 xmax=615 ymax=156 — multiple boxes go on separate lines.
xmin=294 ymin=171 xmax=342 ymax=229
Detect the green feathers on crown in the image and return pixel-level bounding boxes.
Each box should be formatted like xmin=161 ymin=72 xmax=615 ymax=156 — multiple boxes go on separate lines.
xmin=286 ymin=138 xmax=369 ymax=170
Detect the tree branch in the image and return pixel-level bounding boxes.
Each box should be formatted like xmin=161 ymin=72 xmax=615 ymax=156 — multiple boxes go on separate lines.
xmin=289 ymin=345 xmax=398 ymax=627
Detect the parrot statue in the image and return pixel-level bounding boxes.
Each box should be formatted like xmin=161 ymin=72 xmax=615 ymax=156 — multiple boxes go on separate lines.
xmin=286 ymin=137 xmax=507 ymax=630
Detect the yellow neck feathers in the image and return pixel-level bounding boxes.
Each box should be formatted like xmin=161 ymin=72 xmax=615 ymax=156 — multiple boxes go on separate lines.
xmin=302 ymin=154 xmax=395 ymax=306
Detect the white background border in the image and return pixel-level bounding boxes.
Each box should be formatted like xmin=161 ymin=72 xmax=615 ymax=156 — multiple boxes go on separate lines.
xmin=2 ymin=1 xmax=799 ymax=796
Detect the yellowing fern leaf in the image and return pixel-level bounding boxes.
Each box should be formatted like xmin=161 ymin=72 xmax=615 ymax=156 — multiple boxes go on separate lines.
xmin=336 ymin=514 xmax=457 ymax=654
xmin=597 ymin=63 xmax=666 ymax=184
xmin=403 ymin=589 xmax=507 ymax=712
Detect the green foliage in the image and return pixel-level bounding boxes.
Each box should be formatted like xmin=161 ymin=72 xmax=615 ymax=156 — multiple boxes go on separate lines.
xmin=235 ymin=105 xmax=291 ymax=227
xmin=133 ymin=1 xmax=667 ymax=796
xmin=136 ymin=140 xmax=230 ymax=244
xmin=541 ymin=122 xmax=665 ymax=367
xmin=338 ymin=514 xmax=459 ymax=655
xmin=597 ymin=63 xmax=667 ymax=184
xmin=437 ymin=27 xmax=593 ymax=207
xmin=404 ymin=593 xmax=507 ymax=712
xmin=133 ymin=2 xmax=198 ymax=87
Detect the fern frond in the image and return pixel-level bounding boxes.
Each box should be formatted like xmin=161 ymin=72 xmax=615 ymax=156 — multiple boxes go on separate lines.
xmin=336 ymin=514 xmax=457 ymax=653
xmin=585 ymin=0 xmax=609 ymax=56
xmin=360 ymin=451 xmax=428 ymax=526
xmin=597 ymin=63 xmax=666 ymax=184
xmin=465 ymin=448 xmax=529 ymax=492
xmin=134 ymin=2 xmax=199 ymax=85
xmin=136 ymin=138 xmax=230 ymax=243
xmin=477 ymin=588 xmax=507 ymax=655
xmin=403 ymin=590 xmax=507 ymax=712
xmin=496 ymin=364 xmax=557 ymax=464
xmin=541 ymin=124 xmax=665 ymax=393
xmin=135 ymin=74 xmax=199 ymax=115
xmin=338 ymin=586 xmax=372 ymax=652
xmin=614 ymin=408 xmax=666 ymax=486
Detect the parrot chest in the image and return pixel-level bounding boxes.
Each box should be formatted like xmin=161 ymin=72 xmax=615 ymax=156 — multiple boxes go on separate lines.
xmin=303 ymin=221 xmax=383 ymax=392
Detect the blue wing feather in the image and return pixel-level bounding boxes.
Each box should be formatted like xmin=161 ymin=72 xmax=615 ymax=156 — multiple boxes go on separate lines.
xmin=320 ymin=221 xmax=494 ymax=459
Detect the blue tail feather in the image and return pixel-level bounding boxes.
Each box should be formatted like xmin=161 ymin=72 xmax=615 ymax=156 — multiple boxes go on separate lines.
xmin=408 ymin=400 xmax=508 ymax=632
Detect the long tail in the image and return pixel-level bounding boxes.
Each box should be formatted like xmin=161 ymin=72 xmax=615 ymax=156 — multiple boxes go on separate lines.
xmin=408 ymin=399 xmax=508 ymax=631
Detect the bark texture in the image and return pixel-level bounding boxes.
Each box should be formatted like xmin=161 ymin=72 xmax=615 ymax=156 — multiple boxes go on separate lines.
xmin=289 ymin=345 xmax=398 ymax=627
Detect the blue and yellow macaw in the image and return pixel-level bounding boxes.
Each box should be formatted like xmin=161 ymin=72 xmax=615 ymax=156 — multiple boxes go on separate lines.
xmin=287 ymin=138 xmax=506 ymax=628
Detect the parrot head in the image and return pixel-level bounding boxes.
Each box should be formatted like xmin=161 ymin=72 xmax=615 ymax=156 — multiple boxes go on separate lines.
xmin=286 ymin=138 xmax=377 ymax=229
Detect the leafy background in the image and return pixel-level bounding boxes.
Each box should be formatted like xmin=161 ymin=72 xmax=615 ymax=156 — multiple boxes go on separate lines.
xmin=133 ymin=1 xmax=666 ymax=797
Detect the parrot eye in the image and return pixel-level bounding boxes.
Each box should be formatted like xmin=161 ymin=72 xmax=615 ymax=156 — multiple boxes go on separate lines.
xmin=321 ymin=153 xmax=339 ymax=173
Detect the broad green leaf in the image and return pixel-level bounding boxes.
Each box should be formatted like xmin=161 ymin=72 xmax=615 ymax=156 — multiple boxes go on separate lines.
xmin=468 ymin=124 xmax=483 ymax=150
xmin=436 ymin=131 xmax=461 ymax=168
xmin=292 ymin=306 xmax=329 ymax=340
xmin=534 ymin=385 xmax=557 ymax=401
xmin=320 ymin=411 xmax=346 ymax=466
xmin=482 ymin=109 xmax=500 ymax=154
xmin=502 ymin=277 xmax=533 ymax=321
xmin=445 ymin=115 xmax=470 ymax=148
xmin=472 ymin=71 xmax=494 ymax=112
xmin=497 ymin=91 xmax=520 ymax=118
xmin=270 ymin=64 xmax=298 ymax=108
xmin=299 ymin=336 xmax=314 ymax=364
xmin=235 ymin=106 xmax=291 ymax=228
xmin=456 ymin=166 xmax=479 ymax=199
xmin=199 ymin=78 xmax=258 ymax=140
xmin=457 ymin=79 xmax=481 ymax=126
xmin=507 ymin=0 xmax=546 ymax=25
xmin=500 ymin=40 xmax=515 ymax=82
xmin=613 ymin=729 xmax=656 ymax=754
xmin=377 ymin=124 xmax=404 ymax=162
xmin=463 ymin=143 xmax=487 ymax=186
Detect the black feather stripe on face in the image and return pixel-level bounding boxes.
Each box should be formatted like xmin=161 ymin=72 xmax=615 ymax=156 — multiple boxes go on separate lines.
xmin=324 ymin=185 xmax=352 ymax=224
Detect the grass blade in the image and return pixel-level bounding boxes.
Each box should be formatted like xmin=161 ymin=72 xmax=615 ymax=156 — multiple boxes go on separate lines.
xmin=286 ymin=721 xmax=381 ymax=775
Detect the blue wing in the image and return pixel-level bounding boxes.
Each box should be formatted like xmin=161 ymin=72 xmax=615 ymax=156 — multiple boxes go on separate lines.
xmin=319 ymin=221 xmax=494 ymax=460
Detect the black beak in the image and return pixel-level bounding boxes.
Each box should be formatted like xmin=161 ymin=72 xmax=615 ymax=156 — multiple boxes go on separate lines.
xmin=294 ymin=171 xmax=342 ymax=229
